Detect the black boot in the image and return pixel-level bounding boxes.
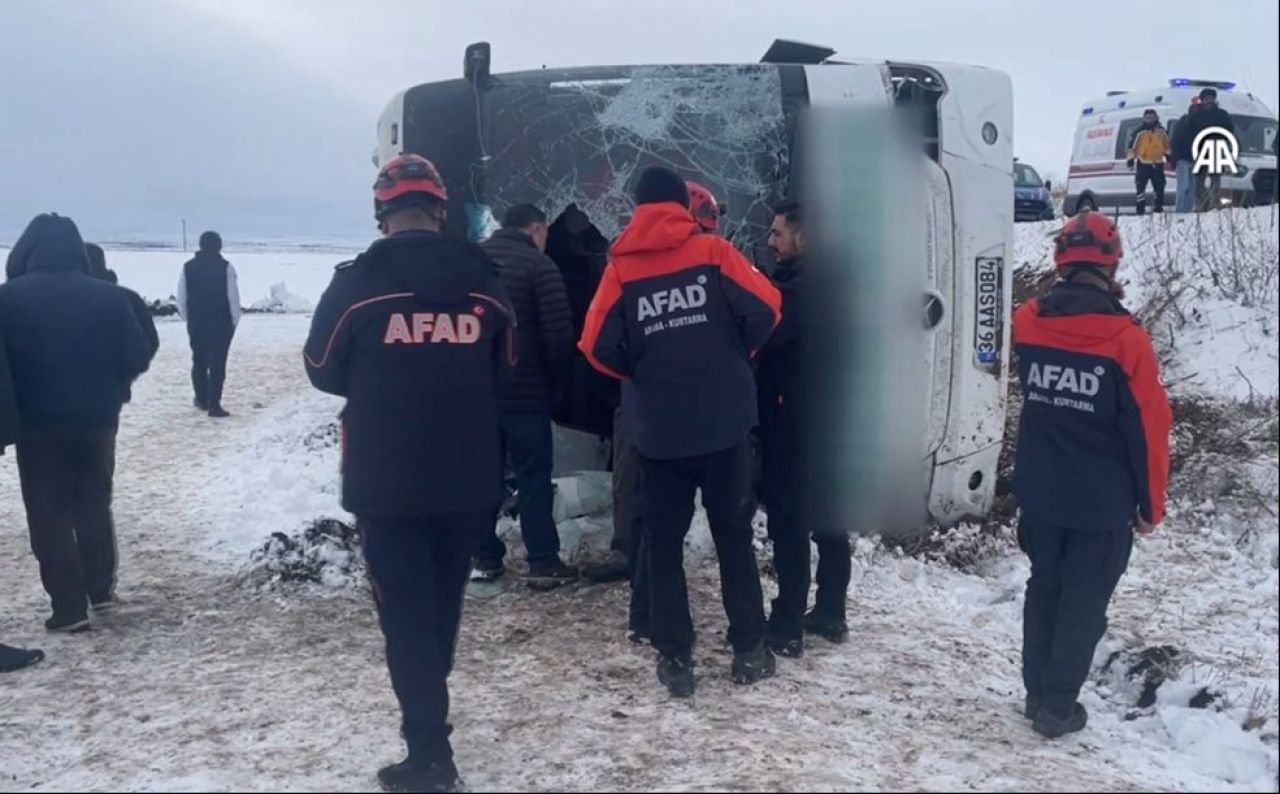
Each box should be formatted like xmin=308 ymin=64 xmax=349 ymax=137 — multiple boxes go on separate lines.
xmin=1032 ymin=702 xmax=1088 ymax=739
xmin=524 ymin=558 xmax=579 ymax=590
xmin=657 ymin=656 xmax=696 ymax=698
xmin=803 ymin=610 xmax=849 ymax=645
xmin=45 ymin=613 xmax=91 ymax=634
xmin=1024 ymin=694 xmax=1041 ymax=720
xmin=193 ymin=397 xmax=208 ymax=411
xmin=766 ymin=632 xmax=804 ymax=659
xmin=376 ymin=757 xmax=461 ymax=793
xmin=581 ymin=552 xmax=629 ymax=584
xmin=208 ymin=405 xmax=231 ymax=419
xmin=731 ymin=643 xmax=777 ymax=685
xmin=0 ymin=644 xmax=45 ymax=673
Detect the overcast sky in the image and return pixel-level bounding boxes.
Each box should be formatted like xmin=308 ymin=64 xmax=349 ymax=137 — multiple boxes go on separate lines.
xmin=2 ymin=0 xmax=1276 ymax=245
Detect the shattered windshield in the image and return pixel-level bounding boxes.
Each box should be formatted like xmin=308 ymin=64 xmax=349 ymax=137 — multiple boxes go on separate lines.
xmin=472 ymin=65 xmax=793 ymax=259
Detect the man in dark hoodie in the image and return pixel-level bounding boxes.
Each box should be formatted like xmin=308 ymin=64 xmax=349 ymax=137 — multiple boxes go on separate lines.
xmin=757 ymin=200 xmax=854 ymax=659
xmin=472 ymin=203 xmax=578 ymax=588
xmin=579 ymin=166 xmax=782 ymax=698
xmin=178 ymin=231 xmax=240 ymax=417
xmin=304 ymin=154 xmax=513 ymax=794
xmin=0 ymin=213 xmax=153 ymax=633
xmin=86 ymin=244 xmax=160 ymax=371
xmin=1013 ymin=211 xmax=1171 ymax=740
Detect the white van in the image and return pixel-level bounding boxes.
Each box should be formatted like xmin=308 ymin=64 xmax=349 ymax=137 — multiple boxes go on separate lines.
xmin=1065 ymin=79 xmax=1278 ymax=215
xmin=373 ymin=41 xmax=1013 ymax=533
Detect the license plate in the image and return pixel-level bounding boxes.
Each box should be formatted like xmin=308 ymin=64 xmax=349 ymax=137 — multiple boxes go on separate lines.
xmin=973 ymin=257 xmax=1003 ymax=367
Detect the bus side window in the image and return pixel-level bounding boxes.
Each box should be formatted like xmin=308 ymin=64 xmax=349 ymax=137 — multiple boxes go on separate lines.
xmin=391 ymin=123 xmax=399 ymax=146
xmin=1116 ymin=118 xmax=1143 ymax=160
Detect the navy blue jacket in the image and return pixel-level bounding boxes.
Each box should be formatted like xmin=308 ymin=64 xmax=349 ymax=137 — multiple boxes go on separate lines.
xmin=578 ymin=204 xmax=781 ymax=459
xmin=1013 ymin=280 xmax=1172 ymax=532
xmin=0 ymin=215 xmax=154 ymax=430
xmin=303 ymin=231 xmax=515 ymax=519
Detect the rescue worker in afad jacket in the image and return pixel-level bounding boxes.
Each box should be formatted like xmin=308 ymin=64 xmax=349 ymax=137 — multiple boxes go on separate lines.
xmin=303 ymin=154 xmax=514 ymax=794
xmin=579 ymin=166 xmax=782 ymax=699
xmin=1013 ymin=210 xmax=1172 ymax=741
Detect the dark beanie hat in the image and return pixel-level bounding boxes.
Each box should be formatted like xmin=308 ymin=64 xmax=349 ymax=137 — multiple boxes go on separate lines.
xmin=634 ymin=166 xmax=690 ymax=207
xmin=199 ymin=231 xmax=222 ymax=253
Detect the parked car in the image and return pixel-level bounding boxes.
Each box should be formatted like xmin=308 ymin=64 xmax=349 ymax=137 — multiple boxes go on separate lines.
xmin=1014 ymin=160 xmax=1055 ymax=222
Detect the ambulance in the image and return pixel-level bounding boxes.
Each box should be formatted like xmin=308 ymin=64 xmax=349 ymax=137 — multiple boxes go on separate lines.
xmin=373 ymin=41 xmax=1014 ymax=532
xmin=1065 ymin=79 xmax=1278 ymax=215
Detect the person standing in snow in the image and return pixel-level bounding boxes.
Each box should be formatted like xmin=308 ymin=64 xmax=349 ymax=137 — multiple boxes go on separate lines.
xmin=0 ymin=213 xmax=153 ymax=633
xmin=0 ymin=313 xmax=43 ymax=670
xmin=1125 ymin=109 xmax=1171 ymax=215
xmin=87 ymin=244 xmax=160 ymax=374
xmin=579 ymin=166 xmax=781 ymax=698
xmin=303 ymin=154 xmax=513 ymax=794
xmin=583 ymin=180 xmax=723 ymax=640
xmin=177 ymin=231 xmax=240 ymax=418
xmin=1013 ymin=211 xmax=1172 ymax=739
xmin=1186 ymin=88 xmax=1236 ymax=212
xmin=756 ymin=200 xmax=854 ymax=659
xmin=471 ymin=203 xmax=579 ymax=588
xmin=1170 ymin=100 xmax=1201 ymax=213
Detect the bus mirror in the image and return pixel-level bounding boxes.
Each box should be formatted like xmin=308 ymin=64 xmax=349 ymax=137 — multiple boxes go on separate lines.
xmin=464 ymin=42 xmax=491 ymax=88
xmin=1044 ymin=179 xmax=1052 ymax=191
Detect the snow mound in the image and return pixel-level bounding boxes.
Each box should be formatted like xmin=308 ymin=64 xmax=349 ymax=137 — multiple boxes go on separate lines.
xmin=248 ymin=282 xmax=314 ymax=314
xmin=243 ymin=518 xmax=364 ymax=591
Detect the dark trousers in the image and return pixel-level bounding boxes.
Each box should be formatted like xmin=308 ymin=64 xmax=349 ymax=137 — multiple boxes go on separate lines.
xmin=612 ymin=407 xmax=651 ymax=634
xmin=189 ymin=325 xmax=234 ymax=408
xmin=1020 ymin=518 xmax=1133 ymax=717
xmin=16 ymin=427 xmax=119 ymax=618
xmin=643 ymin=441 xmax=766 ymax=660
xmin=361 ymin=514 xmax=486 ymax=762
xmin=1135 ymin=163 xmax=1166 ymax=214
xmin=477 ymin=412 xmax=559 ymax=565
xmin=760 ymin=437 xmax=851 ymax=640
xmin=610 ymin=406 xmax=639 ymax=557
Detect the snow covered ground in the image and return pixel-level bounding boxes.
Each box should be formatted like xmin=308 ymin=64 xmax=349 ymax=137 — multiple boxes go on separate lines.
xmin=1 ymin=209 xmax=1277 ymax=792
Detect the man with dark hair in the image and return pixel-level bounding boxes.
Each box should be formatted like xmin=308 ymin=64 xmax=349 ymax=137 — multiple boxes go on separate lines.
xmin=1186 ymin=88 xmax=1237 ymax=212
xmin=305 ymin=154 xmax=514 ymax=793
xmin=177 ymin=230 xmax=240 ymax=417
xmin=758 ymin=200 xmax=853 ymax=658
xmin=0 ymin=213 xmax=153 ymax=632
xmin=580 ymin=166 xmax=782 ymax=697
xmin=472 ymin=203 xmax=578 ymax=588
xmin=1125 ymin=110 xmax=1171 ymax=215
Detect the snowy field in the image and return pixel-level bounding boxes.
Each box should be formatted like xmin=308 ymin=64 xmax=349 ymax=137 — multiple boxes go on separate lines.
xmin=1 ymin=209 xmax=1277 ymax=792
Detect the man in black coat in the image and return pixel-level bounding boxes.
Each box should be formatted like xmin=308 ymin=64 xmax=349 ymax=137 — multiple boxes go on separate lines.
xmin=1186 ymin=88 xmax=1237 ymax=212
xmin=758 ymin=201 xmax=852 ymax=657
xmin=304 ymin=154 xmax=514 ymax=794
xmin=1 ymin=313 xmax=44 ymax=670
xmin=178 ymin=231 xmax=240 ymax=417
xmin=0 ymin=213 xmax=153 ymax=632
xmin=87 ymin=244 xmax=160 ymax=378
xmin=472 ymin=204 xmax=579 ymax=588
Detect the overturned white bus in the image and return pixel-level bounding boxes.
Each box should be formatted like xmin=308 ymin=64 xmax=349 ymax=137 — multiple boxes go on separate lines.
xmin=373 ymin=41 xmax=1013 ymax=533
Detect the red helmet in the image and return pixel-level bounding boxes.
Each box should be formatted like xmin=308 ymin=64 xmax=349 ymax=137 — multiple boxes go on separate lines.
xmin=1053 ymin=210 xmax=1123 ymax=268
xmin=686 ymin=180 xmax=721 ymax=232
xmin=374 ymin=154 xmax=448 ymax=219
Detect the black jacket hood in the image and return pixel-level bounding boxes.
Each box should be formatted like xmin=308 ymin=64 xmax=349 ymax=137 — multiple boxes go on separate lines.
xmin=363 ymin=231 xmax=495 ymax=306
xmin=5 ymin=214 xmax=89 ymax=280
